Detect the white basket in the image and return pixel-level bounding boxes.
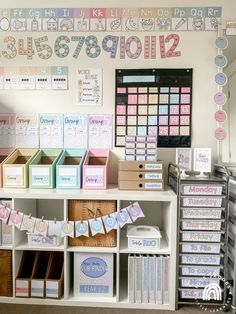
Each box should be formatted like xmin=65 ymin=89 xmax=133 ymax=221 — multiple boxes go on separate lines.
xmin=181 ymin=231 xmax=221 ymax=242
xmin=180 ymin=277 xmax=220 ymax=288
xmin=182 ymin=196 xmax=223 ymax=208
xmin=181 ymin=208 xmax=222 ymax=219
xmin=127 ymin=225 xmax=161 ymax=250
xmin=180 ymin=265 xmax=220 ymax=277
xmin=181 ymin=184 xmax=223 ymax=195
xmin=180 ymin=254 xmax=221 ymax=265
xmin=180 ymin=243 xmax=221 ymax=254
xmin=181 ymin=220 xmax=222 ymax=231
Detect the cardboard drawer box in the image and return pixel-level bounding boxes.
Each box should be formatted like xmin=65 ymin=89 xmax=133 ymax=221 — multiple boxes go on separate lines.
xmin=31 ymin=251 xmax=51 ymax=298
xmin=56 ymin=149 xmax=86 ymax=189
xmin=0 ymin=148 xmax=15 ymax=188
xmin=45 ymin=252 xmax=64 ymax=299
xmin=29 ymin=149 xmax=63 ymax=188
xmin=74 ymin=253 xmax=114 ymax=298
xmin=16 ymin=251 xmax=36 ymax=298
xmin=83 ymin=149 xmax=110 ymax=190
xmin=119 ymin=160 xmax=163 ymax=172
xmin=3 ymin=148 xmax=38 ymax=188
xmin=119 ymin=180 xmax=164 ymax=191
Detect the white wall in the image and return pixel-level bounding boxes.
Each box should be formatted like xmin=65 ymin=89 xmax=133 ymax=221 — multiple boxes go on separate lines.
xmin=1 ymin=0 xmax=236 ymax=183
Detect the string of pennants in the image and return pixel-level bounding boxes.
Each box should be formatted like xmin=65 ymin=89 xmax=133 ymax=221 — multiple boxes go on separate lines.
xmin=0 ymin=202 xmax=145 ymax=238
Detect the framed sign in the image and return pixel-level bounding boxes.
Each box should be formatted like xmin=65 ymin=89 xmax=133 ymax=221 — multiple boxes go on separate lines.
xmin=193 ymin=148 xmax=211 ymax=173
xmin=176 ymin=148 xmax=192 ymax=171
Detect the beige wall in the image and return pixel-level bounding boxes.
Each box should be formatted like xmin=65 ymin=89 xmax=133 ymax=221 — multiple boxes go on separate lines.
xmin=0 ymin=0 xmax=236 ymax=182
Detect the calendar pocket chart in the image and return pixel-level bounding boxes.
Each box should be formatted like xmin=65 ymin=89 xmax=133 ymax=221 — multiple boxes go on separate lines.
xmin=115 ymin=68 xmax=193 ymax=148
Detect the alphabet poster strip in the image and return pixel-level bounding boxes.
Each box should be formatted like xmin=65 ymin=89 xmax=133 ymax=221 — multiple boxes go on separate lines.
xmin=0 ymin=7 xmax=222 ymax=32
xmin=77 ymin=68 xmax=102 ymax=106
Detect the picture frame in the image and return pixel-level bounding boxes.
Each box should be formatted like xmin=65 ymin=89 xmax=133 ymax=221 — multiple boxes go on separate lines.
xmin=193 ymin=148 xmax=212 ymax=174
xmin=176 ymin=148 xmax=192 ymax=171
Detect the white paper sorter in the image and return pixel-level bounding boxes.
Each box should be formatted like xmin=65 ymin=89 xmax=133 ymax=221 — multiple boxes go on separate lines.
xmin=127 ymin=225 xmax=162 ymax=250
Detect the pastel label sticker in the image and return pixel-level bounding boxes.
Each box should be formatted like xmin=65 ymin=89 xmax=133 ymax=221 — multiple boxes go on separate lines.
xmin=147 ymin=149 xmax=156 ymax=154
xmin=126 ymin=155 xmax=135 ymax=161
xmin=128 ymin=94 xmax=137 ymax=104
xmin=170 ymin=87 xmax=180 ymax=93
xmin=215 ymin=110 xmax=227 ymax=123
xmin=136 ymin=136 xmax=146 ymax=142
xmin=180 ymin=126 xmax=190 ymax=136
xmin=159 ymin=94 xmax=169 ymax=104
xmin=138 ymin=94 xmax=148 ymax=104
xmin=116 ymin=105 xmax=126 ymax=115
xmin=136 ymin=142 xmax=146 ymax=148
xmin=145 ymin=163 xmax=162 ymax=170
xmin=159 ymin=105 xmax=168 ymax=115
xmin=170 ymin=116 xmax=179 ymax=125
xmin=215 ymin=55 xmax=227 ymax=68
xmin=126 ymin=142 xmax=135 ymax=148
xmin=170 ymin=105 xmax=179 ymax=114
xmin=181 ymin=105 xmax=190 ymax=114
xmin=138 ymin=126 xmax=147 ymax=135
xmin=136 ymin=148 xmax=146 ymax=155
xmin=159 ymin=116 xmax=168 ymax=125
xmin=180 ymin=115 xmax=190 ymax=125
xmin=215 ymin=72 xmax=228 ymax=86
xmin=181 ymin=87 xmax=191 ymax=93
xmin=138 ymin=105 xmax=148 ymax=114
xmin=116 ymin=126 xmax=126 ymax=135
xmin=149 ymin=87 xmax=158 ymax=93
xmin=147 ymin=143 xmax=156 ymax=148
xmin=128 ymin=105 xmax=137 ymax=115
xmin=138 ymin=87 xmax=147 ymax=93
xmin=117 ymin=116 xmax=126 ymax=125
xmin=215 ymin=127 xmax=226 ymax=140
xmin=127 ymin=126 xmax=137 ymax=135
xmin=170 ymin=126 xmax=179 ymax=135
xmin=128 ymin=116 xmax=137 ymax=125
xmin=145 ymin=173 xmax=162 ymax=180
xmin=128 ymin=87 xmax=137 ymax=93
xmin=126 ymin=148 xmax=135 ymax=155
xmin=214 ymin=92 xmax=227 ymax=106
xmin=181 ymin=94 xmax=191 ymax=104
xmin=147 ymin=136 xmax=157 ymax=143
xmin=159 ymin=126 xmax=168 ymax=135
xmin=138 ymin=116 xmax=147 ymax=125
xmin=117 ymin=87 xmax=126 ymax=93
xmin=149 ymin=94 xmax=158 ymax=104
xmin=148 ymin=126 xmax=157 ymax=136
xmin=215 ymin=36 xmax=228 ymax=49
xmin=148 ymin=116 xmax=157 ymax=125
xmin=148 ymin=105 xmax=158 ymax=114
xmin=126 ymin=136 xmax=136 ymax=142
xmin=170 ymin=94 xmax=180 ymax=104
xmin=160 ymin=87 xmax=169 ymax=93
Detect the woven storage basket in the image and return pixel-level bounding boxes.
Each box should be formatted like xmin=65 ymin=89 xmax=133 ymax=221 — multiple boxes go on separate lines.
xmin=0 ymin=250 xmax=12 ymax=296
xmin=68 ymin=200 xmax=117 ymax=247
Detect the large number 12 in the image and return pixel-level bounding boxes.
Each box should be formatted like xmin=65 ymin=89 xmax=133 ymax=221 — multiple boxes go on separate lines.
xmin=159 ymin=34 xmax=181 ymax=58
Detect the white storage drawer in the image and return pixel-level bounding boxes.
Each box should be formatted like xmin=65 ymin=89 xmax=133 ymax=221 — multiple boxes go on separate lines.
xmin=180 ymin=242 xmax=221 ymax=254
xmin=180 ymin=254 xmax=221 ymax=265
xmin=181 ymin=208 xmax=223 ymax=219
xmin=181 ymin=196 xmax=223 ymax=208
xmin=180 ymin=288 xmax=204 ymax=299
xmin=181 ymin=231 xmax=222 ymax=242
xmin=181 ymin=184 xmax=223 ymax=195
xmin=179 ymin=265 xmax=221 ymax=277
xmin=181 ymin=220 xmax=222 ymax=231
xmin=229 ymin=200 xmax=236 ymax=217
xmin=180 ymin=277 xmax=220 ymax=288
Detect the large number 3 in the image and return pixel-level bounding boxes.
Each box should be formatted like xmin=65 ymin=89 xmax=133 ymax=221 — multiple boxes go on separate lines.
xmin=2 ymin=36 xmax=17 ymax=59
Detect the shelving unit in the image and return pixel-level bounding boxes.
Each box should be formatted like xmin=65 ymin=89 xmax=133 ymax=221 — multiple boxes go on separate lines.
xmin=0 ymin=186 xmax=177 ymax=310
xmin=168 ymin=163 xmax=229 ymax=310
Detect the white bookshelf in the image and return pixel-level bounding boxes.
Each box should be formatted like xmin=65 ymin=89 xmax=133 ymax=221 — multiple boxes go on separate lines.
xmin=0 ymin=186 xmax=177 ymax=310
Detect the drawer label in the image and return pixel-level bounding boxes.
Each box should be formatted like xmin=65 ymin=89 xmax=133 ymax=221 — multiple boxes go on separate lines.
xmin=145 ymin=173 xmax=162 ymax=180
xmin=145 ymin=164 xmax=162 ymax=170
xmin=31 ymin=167 xmax=50 ymax=185
xmin=183 ymin=185 xmax=222 ymax=195
xmin=5 ymin=167 xmax=23 ymax=185
xmin=145 ymin=182 xmax=163 ymax=189
xmin=183 ymin=197 xmax=222 ymax=207
xmin=58 ymin=167 xmax=77 ymax=187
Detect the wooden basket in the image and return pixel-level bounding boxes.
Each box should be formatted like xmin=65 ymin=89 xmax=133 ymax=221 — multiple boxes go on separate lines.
xmin=68 ymin=200 xmax=117 ymax=247
xmin=0 ymin=250 xmax=12 ymax=297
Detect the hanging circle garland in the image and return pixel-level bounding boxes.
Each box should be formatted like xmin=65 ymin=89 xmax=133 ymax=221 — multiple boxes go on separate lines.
xmin=215 ymin=72 xmax=228 ymax=86
xmin=214 ymin=54 xmax=228 ymax=68
xmin=215 ymin=36 xmax=228 ymax=49
xmin=215 ymin=110 xmax=227 ymax=123
xmin=215 ymin=127 xmax=227 ymax=141
xmin=214 ymin=92 xmax=227 ymax=106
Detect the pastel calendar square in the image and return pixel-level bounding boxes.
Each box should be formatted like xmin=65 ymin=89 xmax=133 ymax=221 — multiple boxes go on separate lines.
xmin=138 ymin=105 xmax=148 ymax=115
xmin=138 ymin=94 xmax=148 ymax=104
xmin=116 ymin=136 xmax=125 ymax=146
xmin=138 ymin=126 xmax=147 ymax=136
xmin=160 ymin=87 xmax=169 ymax=93
xmin=128 ymin=94 xmax=138 ymax=104
xmin=169 ymin=116 xmax=179 ymax=125
xmin=116 ymin=126 xmax=126 ymax=136
xmin=159 ymin=105 xmax=168 ymax=115
xmin=149 ymin=94 xmax=158 ymax=104
xmin=138 ymin=116 xmax=147 ymax=125
xmin=170 ymin=105 xmax=179 ymax=114
xmin=159 ymin=94 xmax=169 ymax=104
xmin=181 ymin=105 xmax=190 ymax=114
xmin=128 ymin=87 xmax=137 ymax=93
xmin=159 ymin=116 xmax=168 ymax=125
xmin=180 ymin=126 xmax=190 ymax=136
xmin=170 ymin=94 xmax=180 ymax=104
xmin=117 ymin=87 xmax=126 ymax=94
xmin=149 ymin=87 xmax=158 ymax=93
xmin=127 ymin=126 xmax=137 ymax=135
xmin=170 ymin=126 xmax=179 ymax=136
xmin=127 ymin=105 xmax=137 ymax=115
xmin=148 ymin=126 xmax=157 ymax=136
xmin=181 ymin=87 xmax=191 ymax=93
xmin=170 ymin=87 xmax=180 ymax=93
xmin=148 ymin=116 xmax=157 ymax=125
xmin=127 ymin=116 xmax=137 ymax=125
xmin=159 ymin=126 xmax=169 ymax=135
xmin=180 ymin=115 xmax=190 ymax=125
xmin=138 ymin=87 xmax=147 ymax=93
xmin=148 ymin=105 xmax=158 ymax=114
xmin=116 ymin=116 xmax=126 ymax=125
xmin=116 ymin=105 xmax=126 ymax=115
xmin=181 ymin=94 xmax=191 ymax=104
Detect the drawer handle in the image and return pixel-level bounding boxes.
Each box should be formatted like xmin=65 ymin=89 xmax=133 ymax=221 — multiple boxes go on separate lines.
xmin=139 ymin=164 xmax=143 ymax=169
xmin=139 ymin=183 xmax=143 ymax=188
xmin=139 ymin=174 xmax=143 ymax=178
